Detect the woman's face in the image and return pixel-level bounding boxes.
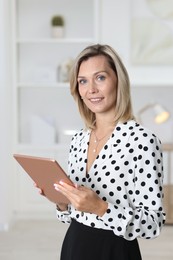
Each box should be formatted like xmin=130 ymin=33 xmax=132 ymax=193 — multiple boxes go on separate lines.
xmin=78 ymin=55 xmax=118 ymax=117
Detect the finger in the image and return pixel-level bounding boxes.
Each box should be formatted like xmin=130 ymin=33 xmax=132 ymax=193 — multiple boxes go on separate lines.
xmin=54 ymin=183 xmax=80 ymax=202
xmin=54 ymin=183 xmax=74 ymax=204
xmin=54 ymin=182 xmax=75 ymax=194
xmin=38 ymin=188 xmax=42 ymax=194
xmin=59 ymin=180 xmax=79 ymax=193
xmin=75 ymin=183 xmax=79 ymax=189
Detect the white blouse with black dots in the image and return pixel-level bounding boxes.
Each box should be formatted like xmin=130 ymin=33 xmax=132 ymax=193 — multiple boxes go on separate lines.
xmin=56 ymin=120 xmax=166 ymax=241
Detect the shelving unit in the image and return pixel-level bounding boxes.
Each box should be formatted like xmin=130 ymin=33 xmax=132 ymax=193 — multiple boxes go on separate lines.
xmin=12 ymin=0 xmax=100 ymax=217
xmin=13 ymin=0 xmax=99 ymax=149
xmin=162 ymin=144 xmax=173 ymax=224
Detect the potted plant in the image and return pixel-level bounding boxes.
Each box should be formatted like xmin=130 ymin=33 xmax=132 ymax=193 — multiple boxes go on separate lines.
xmin=51 ymin=15 xmax=64 ymax=38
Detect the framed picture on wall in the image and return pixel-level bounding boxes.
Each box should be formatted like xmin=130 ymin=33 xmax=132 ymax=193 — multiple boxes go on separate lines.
xmin=131 ymin=0 xmax=173 ymax=65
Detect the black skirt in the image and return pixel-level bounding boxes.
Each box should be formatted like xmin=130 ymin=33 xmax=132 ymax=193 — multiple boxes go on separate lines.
xmin=60 ymin=219 xmax=142 ymax=260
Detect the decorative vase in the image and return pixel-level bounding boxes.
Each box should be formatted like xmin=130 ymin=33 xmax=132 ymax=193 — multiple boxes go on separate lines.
xmin=52 ymin=26 xmax=64 ymax=38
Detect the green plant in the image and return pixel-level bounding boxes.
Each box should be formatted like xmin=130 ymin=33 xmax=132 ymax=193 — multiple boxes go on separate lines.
xmin=51 ymin=15 xmax=64 ymax=26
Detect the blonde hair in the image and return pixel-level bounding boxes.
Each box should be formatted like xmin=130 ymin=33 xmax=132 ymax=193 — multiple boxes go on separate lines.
xmin=70 ymin=44 xmax=134 ymax=129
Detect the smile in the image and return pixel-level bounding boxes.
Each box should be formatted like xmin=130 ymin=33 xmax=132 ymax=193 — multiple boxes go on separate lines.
xmin=89 ymin=98 xmax=104 ymax=103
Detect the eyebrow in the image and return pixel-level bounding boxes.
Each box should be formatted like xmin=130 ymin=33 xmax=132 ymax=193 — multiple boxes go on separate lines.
xmin=78 ymin=70 xmax=108 ymax=78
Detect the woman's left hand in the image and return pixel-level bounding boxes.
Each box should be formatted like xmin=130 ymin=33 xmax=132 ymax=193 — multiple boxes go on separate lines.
xmin=54 ymin=181 xmax=108 ymax=217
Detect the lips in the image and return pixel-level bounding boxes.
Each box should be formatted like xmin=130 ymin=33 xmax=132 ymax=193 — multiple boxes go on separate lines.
xmin=89 ymin=97 xmax=104 ymax=103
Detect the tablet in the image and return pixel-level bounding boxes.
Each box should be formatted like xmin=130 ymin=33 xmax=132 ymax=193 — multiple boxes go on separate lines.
xmin=13 ymin=154 xmax=73 ymax=204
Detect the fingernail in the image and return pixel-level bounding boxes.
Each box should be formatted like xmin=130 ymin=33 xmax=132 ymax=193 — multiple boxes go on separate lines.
xmin=59 ymin=180 xmax=64 ymax=185
xmin=54 ymin=184 xmax=59 ymax=191
xmin=75 ymin=183 xmax=78 ymax=188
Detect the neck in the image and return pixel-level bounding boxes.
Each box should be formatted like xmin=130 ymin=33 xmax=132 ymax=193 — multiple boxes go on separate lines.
xmin=94 ymin=113 xmax=116 ymax=131
xmin=93 ymin=125 xmax=115 ymax=141
xmin=95 ymin=120 xmax=115 ymax=133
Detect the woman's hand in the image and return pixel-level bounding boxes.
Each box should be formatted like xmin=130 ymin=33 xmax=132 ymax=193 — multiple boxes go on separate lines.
xmin=54 ymin=181 xmax=108 ymax=217
xmin=33 ymin=182 xmax=45 ymax=196
xmin=33 ymin=182 xmax=68 ymax=211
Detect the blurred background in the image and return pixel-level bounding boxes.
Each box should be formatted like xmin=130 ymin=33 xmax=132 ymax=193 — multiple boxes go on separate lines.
xmin=0 ymin=0 xmax=173 ymax=259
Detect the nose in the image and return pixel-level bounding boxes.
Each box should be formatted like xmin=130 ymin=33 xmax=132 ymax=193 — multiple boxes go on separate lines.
xmin=88 ymin=80 xmax=98 ymax=94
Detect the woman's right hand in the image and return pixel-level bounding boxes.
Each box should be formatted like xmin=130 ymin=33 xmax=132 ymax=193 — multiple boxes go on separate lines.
xmin=34 ymin=182 xmax=68 ymax=211
xmin=33 ymin=182 xmax=45 ymax=196
xmin=56 ymin=203 xmax=68 ymax=211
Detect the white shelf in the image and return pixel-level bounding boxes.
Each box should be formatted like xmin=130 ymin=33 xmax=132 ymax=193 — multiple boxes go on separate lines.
xmin=17 ymin=82 xmax=69 ymax=88
xmin=131 ymin=81 xmax=173 ymax=88
xmin=17 ymin=143 xmax=70 ymax=151
xmin=16 ymin=38 xmax=95 ymax=44
xmin=129 ymin=67 xmax=173 ymax=88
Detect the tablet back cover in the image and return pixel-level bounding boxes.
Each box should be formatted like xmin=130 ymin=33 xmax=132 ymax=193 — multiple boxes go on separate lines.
xmin=13 ymin=154 xmax=72 ymax=204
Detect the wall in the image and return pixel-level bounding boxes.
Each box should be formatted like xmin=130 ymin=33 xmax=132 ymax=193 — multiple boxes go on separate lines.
xmin=101 ymin=0 xmax=173 ymax=85
xmin=0 ymin=0 xmax=13 ymax=230
xmin=101 ymin=0 xmax=173 ymax=143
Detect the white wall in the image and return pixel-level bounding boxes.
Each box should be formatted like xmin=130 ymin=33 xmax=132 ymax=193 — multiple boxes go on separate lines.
xmin=101 ymin=0 xmax=173 ymax=84
xmin=100 ymin=0 xmax=131 ymax=64
xmin=0 ymin=0 xmax=13 ymax=230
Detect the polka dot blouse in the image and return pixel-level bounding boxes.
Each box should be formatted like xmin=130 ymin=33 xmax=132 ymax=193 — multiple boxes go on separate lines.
xmin=56 ymin=120 xmax=166 ymax=240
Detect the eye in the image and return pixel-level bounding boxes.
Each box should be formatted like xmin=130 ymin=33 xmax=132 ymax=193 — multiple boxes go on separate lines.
xmin=97 ymin=75 xmax=106 ymax=81
xmin=78 ymin=78 xmax=87 ymax=85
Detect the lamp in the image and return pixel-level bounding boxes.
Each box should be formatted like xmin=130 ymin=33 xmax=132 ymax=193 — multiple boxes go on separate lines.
xmin=137 ymin=103 xmax=170 ymax=124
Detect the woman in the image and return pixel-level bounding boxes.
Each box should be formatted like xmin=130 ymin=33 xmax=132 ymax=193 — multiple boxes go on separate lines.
xmin=39 ymin=44 xmax=166 ymax=259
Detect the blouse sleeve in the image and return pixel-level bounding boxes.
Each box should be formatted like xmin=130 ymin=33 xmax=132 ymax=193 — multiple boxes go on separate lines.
xmin=98 ymin=135 xmax=166 ymax=240
xmin=56 ymin=205 xmax=72 ymax=224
